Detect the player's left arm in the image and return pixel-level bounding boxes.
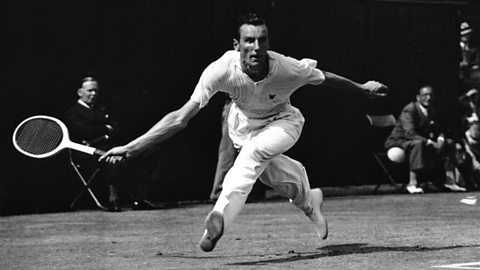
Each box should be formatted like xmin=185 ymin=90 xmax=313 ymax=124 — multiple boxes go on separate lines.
xmin=321 ymin=71 xmax=388 ymax=98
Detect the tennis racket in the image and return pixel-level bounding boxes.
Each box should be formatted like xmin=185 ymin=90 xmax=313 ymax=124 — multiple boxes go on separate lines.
xmin=12 ymin=115 xmax=106 ymax=158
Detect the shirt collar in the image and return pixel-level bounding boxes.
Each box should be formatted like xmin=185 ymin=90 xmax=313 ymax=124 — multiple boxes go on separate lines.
xmin=418 ymin=102 xmax=428 ymax=116
xmin=78 ymin=99 xmax=92 ymax=109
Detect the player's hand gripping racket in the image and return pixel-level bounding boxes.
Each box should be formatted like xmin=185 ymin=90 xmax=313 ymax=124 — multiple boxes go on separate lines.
xmin=12 ymin=115 xmax=106 ymax=158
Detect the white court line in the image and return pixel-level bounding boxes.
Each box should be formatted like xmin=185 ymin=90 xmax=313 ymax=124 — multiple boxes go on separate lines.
xmin=432 ymin=262 xmax=480 ymax=269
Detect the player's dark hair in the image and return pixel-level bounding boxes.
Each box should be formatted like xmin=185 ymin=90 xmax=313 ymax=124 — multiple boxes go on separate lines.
xmin=235 ymin=13 xmax=267 ymax=40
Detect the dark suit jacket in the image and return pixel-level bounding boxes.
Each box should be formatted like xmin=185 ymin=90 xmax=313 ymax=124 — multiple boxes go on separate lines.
xmin=385 ymin=101 xmax=442 ymax=149
xmin=64 ymin=102 xmax=118 ymax=149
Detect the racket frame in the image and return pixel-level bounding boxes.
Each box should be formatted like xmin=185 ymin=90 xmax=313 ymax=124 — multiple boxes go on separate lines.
xmin=12 ymin=115 xmax=99 ymax=158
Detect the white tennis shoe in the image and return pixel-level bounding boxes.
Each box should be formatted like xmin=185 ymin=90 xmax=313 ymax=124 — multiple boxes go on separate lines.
xmin=460 ymin=196 xmax=477 ymax=205
xmin=306 ymin=188 xmax=328 ymax=240
xmin=199 ymin=210 xmax=224 ymax=252
xmin=444 ymin=183 xmax=466 ymax=192
xmin=406 ymin=185 xmax=424 ymax=194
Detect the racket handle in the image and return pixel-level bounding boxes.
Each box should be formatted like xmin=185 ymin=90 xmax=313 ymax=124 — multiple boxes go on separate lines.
xmin=93 ymin=149 xmax=106 ymax=156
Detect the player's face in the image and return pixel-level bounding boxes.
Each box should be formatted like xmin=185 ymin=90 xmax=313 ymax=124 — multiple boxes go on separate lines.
xmin=417 ymin=86 xmax=433 ymax=107
xmin=78 ymin=81 xmax=99 ymax=106
xmin=234 ymin=24 xmax=269 ymax=71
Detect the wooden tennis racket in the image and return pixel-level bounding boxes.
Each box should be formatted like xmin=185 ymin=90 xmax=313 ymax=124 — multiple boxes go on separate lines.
xmin=12 ymin=115 xmax=106 ymax=158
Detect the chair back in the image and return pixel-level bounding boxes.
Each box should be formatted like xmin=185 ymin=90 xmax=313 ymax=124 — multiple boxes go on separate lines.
xmin=366 ymin=114 xmax=397 ymax=152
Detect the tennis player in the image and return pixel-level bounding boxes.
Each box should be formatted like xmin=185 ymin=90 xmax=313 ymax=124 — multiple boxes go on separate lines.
xmin=100 ymin=13 xmax=387 ymax=252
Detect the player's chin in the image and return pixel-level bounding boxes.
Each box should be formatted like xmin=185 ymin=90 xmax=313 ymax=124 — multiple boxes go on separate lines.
xmin=248 ymin=59 xmax=262 ymax=66
xmin=249 ymin=56 xmax=265 ymax=64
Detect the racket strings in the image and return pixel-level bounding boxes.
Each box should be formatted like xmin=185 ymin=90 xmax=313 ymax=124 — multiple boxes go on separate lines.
xmin=15 ymin=119 xmax=63 ymax=155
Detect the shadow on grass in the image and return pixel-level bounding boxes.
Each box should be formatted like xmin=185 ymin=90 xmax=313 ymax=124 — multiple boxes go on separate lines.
xmin=226 ymin=243 xmax=480 ymax=266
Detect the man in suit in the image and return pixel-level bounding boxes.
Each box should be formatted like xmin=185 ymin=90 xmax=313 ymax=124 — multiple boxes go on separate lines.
xmin=64 ymin=76 xmax=123 ymax=211
xmin=385 ymin=85 xmax=466 ymax=194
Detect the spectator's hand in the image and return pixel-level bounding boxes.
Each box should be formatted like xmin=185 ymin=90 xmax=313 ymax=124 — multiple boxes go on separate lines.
xmin=98 ymin=145 xmax=130 ymax=164
xmin=427 ymin=139 xmax=437 ymax=148
xmin=436 ymin=137 xmax=445 ymax=150
xmin=362 ymin=81 xmax=388 ymax=98
xmin=430 ymin=141 xmax=441 ymax=150
xmin=428 ymin=138 xmax=445 ymax=152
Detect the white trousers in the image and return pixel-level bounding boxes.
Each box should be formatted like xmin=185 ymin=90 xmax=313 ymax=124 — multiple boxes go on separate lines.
xmin=212 ymin=103 xmax=313 ymax=231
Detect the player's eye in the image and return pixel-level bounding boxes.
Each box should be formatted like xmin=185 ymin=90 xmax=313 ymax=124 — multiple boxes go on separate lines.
xmin=244 ymin=37 xmax=255 ymax=43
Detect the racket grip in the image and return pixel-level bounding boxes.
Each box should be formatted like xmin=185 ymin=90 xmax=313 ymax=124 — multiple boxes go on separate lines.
xmin=93 ymin=149 xmax=106 ymax=156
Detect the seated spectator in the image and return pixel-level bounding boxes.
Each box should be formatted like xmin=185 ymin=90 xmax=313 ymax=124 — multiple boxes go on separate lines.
xmin=460 ymin=22 xmax=479 ymax=81
xmin=460 ymin=68 xmax=480 ymax=146
xmin=384 ymin=85 xmax=466 ymax=194
xmin=64 ymin=76 xmax=123 ymax=211
xmin=460 ymin=88 xmax=480 ymax=156
xmin=458 ymin=79 xmax=480 ymax=190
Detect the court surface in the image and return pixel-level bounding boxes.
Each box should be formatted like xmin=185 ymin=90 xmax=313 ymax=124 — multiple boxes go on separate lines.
xmin=1 ymin=191 xmax=480 ymax=270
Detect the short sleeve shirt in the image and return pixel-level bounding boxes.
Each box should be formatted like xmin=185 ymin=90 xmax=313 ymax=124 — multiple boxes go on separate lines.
xmin=190 ymin=50 xmax=324 ymax=119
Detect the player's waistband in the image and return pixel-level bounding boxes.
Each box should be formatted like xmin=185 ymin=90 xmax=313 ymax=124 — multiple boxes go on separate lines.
xmin=233 ymin=102 xmax=293 ymax=120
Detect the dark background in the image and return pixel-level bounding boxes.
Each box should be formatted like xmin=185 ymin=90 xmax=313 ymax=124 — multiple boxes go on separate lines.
xmin=1 ymin=0 xmax=476 ymax=215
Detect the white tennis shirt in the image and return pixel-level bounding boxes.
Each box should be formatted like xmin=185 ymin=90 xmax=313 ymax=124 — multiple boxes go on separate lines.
xmin=191 ymin=50 xmax=325 ymax=120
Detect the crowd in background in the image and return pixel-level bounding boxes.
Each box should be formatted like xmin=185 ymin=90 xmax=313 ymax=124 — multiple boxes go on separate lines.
xmin=382 ymin=21 xmax=480 ymax=194
xmin=456 ymin=21 xmax=480 ymax=191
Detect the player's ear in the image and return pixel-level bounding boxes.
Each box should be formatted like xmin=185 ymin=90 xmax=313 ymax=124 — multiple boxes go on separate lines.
xmin=77 ymin=88 xmax=82 ymax=97
xmin=233 ymin=39 xmax=239 ymax=51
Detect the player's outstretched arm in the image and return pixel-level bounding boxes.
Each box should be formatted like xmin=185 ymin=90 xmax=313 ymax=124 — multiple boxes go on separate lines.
xmin=321 ymin=71 xmax=388 ymax=98
xmin=99 ymin=99 xmax=201 ymax=163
